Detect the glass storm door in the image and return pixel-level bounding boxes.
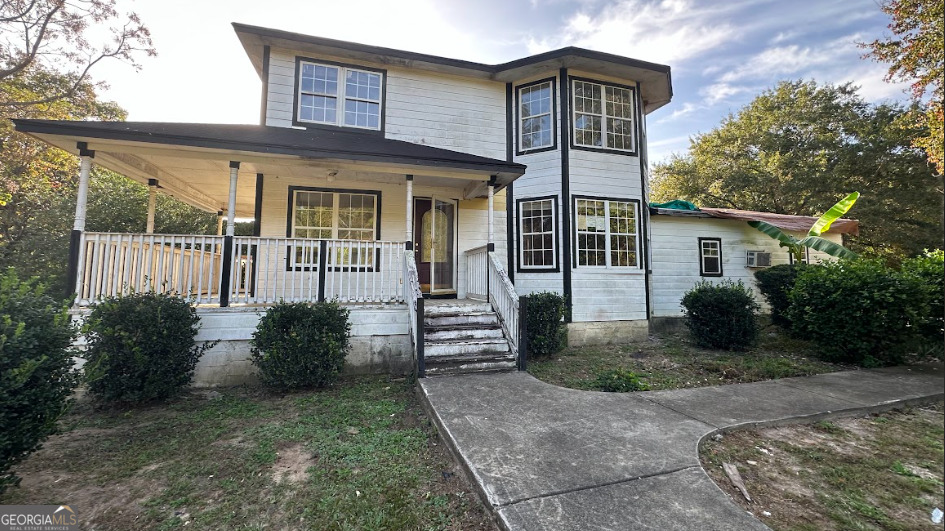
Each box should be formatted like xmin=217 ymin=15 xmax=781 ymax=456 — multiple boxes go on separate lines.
xmin=413 ymin=197 xmax=456 ymax=294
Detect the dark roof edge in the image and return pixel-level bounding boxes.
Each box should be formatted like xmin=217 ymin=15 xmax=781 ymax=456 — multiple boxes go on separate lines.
xmin=12 ymin=119 xmax=526 ymax=175
xmin=232 ymin=23 xmax=672 ymax=77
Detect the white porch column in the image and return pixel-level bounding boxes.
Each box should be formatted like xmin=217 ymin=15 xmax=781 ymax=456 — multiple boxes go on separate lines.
xmin=405 ymin=175 xmax=414 ymax=248
xmin=226 ymin=162 xmax=239 ymax=236
xmin=68 ymin=142 xmax=94 ymax=298
xmin=146 ymin=179 xmax=157 ymax=234
xmin=73 ymin=152 xmax=94 ymax=231
xmin=216 ymin=210 xmax=224 ymax=236
xmin=487 ymin=177 xmax=495 ymax=251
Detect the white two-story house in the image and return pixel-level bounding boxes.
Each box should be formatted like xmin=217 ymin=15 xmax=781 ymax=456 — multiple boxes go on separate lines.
xmin=13 ymin=23 xmax=854 ymax=385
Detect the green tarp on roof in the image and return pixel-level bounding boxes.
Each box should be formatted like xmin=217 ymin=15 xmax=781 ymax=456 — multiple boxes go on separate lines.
xmin=648 ymin=199 xmax=699 ymax=211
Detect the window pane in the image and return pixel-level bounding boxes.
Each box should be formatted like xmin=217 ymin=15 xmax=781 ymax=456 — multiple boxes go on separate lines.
xmin=519 ymin=198 xmax=556 ymax=268
xmin=519 ymin=82 xmax=553 ymax=150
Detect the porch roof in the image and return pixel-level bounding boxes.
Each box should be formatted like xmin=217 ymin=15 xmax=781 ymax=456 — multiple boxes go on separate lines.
xmin=13 ymin=119 xmax=526 ymax=216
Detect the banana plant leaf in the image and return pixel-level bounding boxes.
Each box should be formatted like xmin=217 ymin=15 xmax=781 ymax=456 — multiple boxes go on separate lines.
xmin=797 ymin=235 xmax=858 ymax=259
xmin=808 ymin=191 xmax=859 ymax=237
xmin=747 ymin=220 xmax=799 ymax=247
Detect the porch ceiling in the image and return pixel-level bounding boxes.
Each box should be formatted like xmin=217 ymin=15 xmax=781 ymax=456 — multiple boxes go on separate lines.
xmin=12 ymin=120 xmax=526 ymax=216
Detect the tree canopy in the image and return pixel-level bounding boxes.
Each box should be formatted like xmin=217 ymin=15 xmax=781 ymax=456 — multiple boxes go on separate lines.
xmin=863 ymin=0 xmax=944 ymax=174
xmin=652 ymin=80 xmax=943 ymax=260
xmin=0 ymin=0 xmax=155 ymax=107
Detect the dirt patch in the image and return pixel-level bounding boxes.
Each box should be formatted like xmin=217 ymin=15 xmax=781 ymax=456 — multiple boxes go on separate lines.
xmin=271 ymin=443 xmax=313 ymax=485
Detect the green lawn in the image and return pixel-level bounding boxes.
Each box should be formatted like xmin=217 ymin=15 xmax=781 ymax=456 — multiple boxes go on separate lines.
xmin=528 ymin=326 xmax=850 ymax=392
xmin=701 ymin=403 xmax=945 ymax=530
xmin=1 ymin=376 xmax=494 ymax=530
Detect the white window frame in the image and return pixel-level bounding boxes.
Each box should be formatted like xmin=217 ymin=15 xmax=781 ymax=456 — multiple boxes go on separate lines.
xmin=518 ymin=198 xmax=558 ymax=271
xmin=297 ymin=61 xmax=383 ymax=131
xmin=571 ymin=79 xmax=636 ymax=152
xmin=517 ymin=80 xmax=555 ymax=152
xmin=699 ymin=238 xmax=723 ymax=276
xmin=289 ymin=189 xmax=379 ymax=269
xmin=574 ymin=198 xmax=639 ymax=269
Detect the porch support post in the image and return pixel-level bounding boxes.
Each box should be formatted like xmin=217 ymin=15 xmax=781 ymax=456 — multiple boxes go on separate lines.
xmin=487 ymin=176 xmax=496 ymax=252
xmin=405 ymin=175 xmax=414 ymax=251
xmin=67 ymin=142 xmax=94 ymax=298
xmin=146 ymin=179 xmax=158 ymax=234
xmin=216 ymin=210 xmax=224 ymax=236
xmin=219 ymin=161 xmax=239 ymax=307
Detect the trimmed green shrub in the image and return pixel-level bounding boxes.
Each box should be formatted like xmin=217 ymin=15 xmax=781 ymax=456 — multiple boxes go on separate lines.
xmin=251 ymin=301 xmax=351 ymax=390
xmin=594 ymin=369 xmax=649 ymax=392
xmin=0 ymin=270 xmax=78 ymax=493
xmin=524 ymin=291 xmax=567 ymax=357
xmin=754 ymin=264 xmax=805 ymax=326
xmin=681 ymin=280 xmax=760 ymax=350
xmin=83 ymin=292 xmax=213 ymax=403
xmin=786 ymin=259 xmax=927 ymax=366
xmin=900 ymin=250 xmax=944 ymax=344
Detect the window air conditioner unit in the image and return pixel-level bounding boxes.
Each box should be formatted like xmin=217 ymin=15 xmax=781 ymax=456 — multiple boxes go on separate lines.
xmin=746 ymin=250 xmax=771 ymax=267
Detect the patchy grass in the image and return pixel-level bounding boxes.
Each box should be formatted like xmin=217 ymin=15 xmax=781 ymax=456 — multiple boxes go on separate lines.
xmin=1 ymin=376 xmax=494 ymax=530
xmin=700 ymin=402 xmax=945 ymax=530
xmin=528 ymin=327 xmax=851 ymax=392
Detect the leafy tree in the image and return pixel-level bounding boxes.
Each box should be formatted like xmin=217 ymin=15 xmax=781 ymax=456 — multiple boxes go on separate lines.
xmin=0 ymin=0 xmax=155 ymax=108
xmin=652 ymin=80 xmax=943 ymax=260
xmin=863 ymin=0 xmax=944 ymax=174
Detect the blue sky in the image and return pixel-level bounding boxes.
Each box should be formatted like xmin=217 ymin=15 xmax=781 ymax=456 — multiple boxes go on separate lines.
xmin=93 ymin=0 xmax=909 ymax=164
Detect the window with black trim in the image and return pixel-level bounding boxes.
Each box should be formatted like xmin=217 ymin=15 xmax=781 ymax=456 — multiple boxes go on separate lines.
xmin=572 ymin=78 xmax=635 ymax=152
xmin=788 ymin=248 xmax=810 ymax=265
xmin=297 ymin=61 xmax=383 ymax=130
xmin=574 ymin=198 xmax=638 ymax=268
xmin=288 ymin=188 xmax=380 ymax=269
xmin=517 ymin=79 xmax=555 ymax=153
xmin=518 ymin=198 xmax=557 ymax=270
xmin=699 ymin=238 xmax=722 ymax=276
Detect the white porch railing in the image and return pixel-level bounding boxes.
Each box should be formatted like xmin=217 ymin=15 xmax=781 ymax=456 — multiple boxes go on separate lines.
xmin=403 ymin=251 xmax=424 ymax=375
xmin=487 ymin=252 xmax=520 ymax=355
xmin=75 ymin=232 xmax=406 ymax=306
xmin=465 ymin=245 xmax=489 ymax=301
xmin=228 ymin=238 xmax=405 ymax=304
xmin=76 ymin=232 xmax=224 ymax=306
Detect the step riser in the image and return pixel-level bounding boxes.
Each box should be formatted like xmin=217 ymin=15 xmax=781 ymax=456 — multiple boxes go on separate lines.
xmin=425 ymin=329 xmax=505 ymax=341
xmin=426 ymin=314 xmax=498 ymax=327
xmin=425 ymin=360 xmax=517 ymax=375
xmin=426 ymin=342 xmax=510 ymax=357
xmin=424 ymin=303 xmax=492 ymax=315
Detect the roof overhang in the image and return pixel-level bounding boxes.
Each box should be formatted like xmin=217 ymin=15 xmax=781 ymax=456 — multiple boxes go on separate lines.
xmin=13 ymin=119 xmax=526 ymax=216
xmin=233 ymin=23 xmax=673 ymax=113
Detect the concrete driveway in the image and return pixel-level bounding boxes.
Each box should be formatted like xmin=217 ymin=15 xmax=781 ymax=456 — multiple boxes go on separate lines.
xmin=419 ymin=364 xmax=944 ymax=530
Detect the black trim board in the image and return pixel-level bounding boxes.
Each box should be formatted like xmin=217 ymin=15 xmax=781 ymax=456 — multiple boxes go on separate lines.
xmin=291 ymin=56 xmax=387 ymax=134
xmin=559 ymin=68 xmax=572 ymax=322
xmin=571 ymin=195 xmax=644 ymax=270
xmin=259 ymin=45 xmax=270 ymax=126
xmin=514 ymin=77 xmax=558 ymax=156
xmin=505 ymin=82 xmax=515 ymax=281
xmin=698 ymin=237 xmax=723 ymax=277
xmin=253 ymin=173 xmax=264 ymax=237
xmin=515 ymin=195 xmax=560 ymax=274
xmin=567 ymin=75 xmax=639 ymax=157
xmin=636 ymin=81 xmax=652 ymax=319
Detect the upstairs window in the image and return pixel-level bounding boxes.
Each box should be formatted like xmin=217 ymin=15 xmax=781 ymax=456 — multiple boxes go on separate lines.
xmin=298 ymin=61 xmax=383 ymax=130
xmin=699 ymin=238 xmax=722 ymax=276
xmin=574 ymin=198 xmax=638 ymax=268
xmin=572 ymin=79 xmax=635 ymax=153
xmin=517 ymin=79 xmax=555 ymax=153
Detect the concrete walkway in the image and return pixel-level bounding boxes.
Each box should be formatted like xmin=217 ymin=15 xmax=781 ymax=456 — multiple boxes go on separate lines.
xmin=419 ymin=364 xmax=944 ymax=530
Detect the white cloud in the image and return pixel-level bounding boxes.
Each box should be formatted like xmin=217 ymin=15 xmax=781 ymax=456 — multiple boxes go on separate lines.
xmin=655 ymin=102 xmax=699 ymax=123
xmin=526 ymin=0 xmax=739 ymax=65
xmin=718 ymin=44 xmax=835 ymax=83
xmin=700 ymin=83 xmax=752 ymax=104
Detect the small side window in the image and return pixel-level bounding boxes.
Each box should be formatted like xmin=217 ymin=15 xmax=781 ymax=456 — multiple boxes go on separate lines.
xmin=699 ymin=238 xmax=722 ymax=276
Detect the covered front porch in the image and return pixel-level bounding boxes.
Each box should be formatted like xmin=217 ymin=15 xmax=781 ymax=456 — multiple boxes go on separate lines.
xmin=15 ymin=119 xmax=528 ymax=380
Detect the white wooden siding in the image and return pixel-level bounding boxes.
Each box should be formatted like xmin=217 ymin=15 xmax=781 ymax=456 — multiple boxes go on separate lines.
xmin=650 ymin=216 xmax=841 ymax=317
xmin=264 ymin=48 xmax=506 ymax=159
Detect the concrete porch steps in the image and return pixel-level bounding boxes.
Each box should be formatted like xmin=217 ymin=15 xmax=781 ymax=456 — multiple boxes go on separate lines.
xmin=422 ymin=299 xmax=516 ymax=376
